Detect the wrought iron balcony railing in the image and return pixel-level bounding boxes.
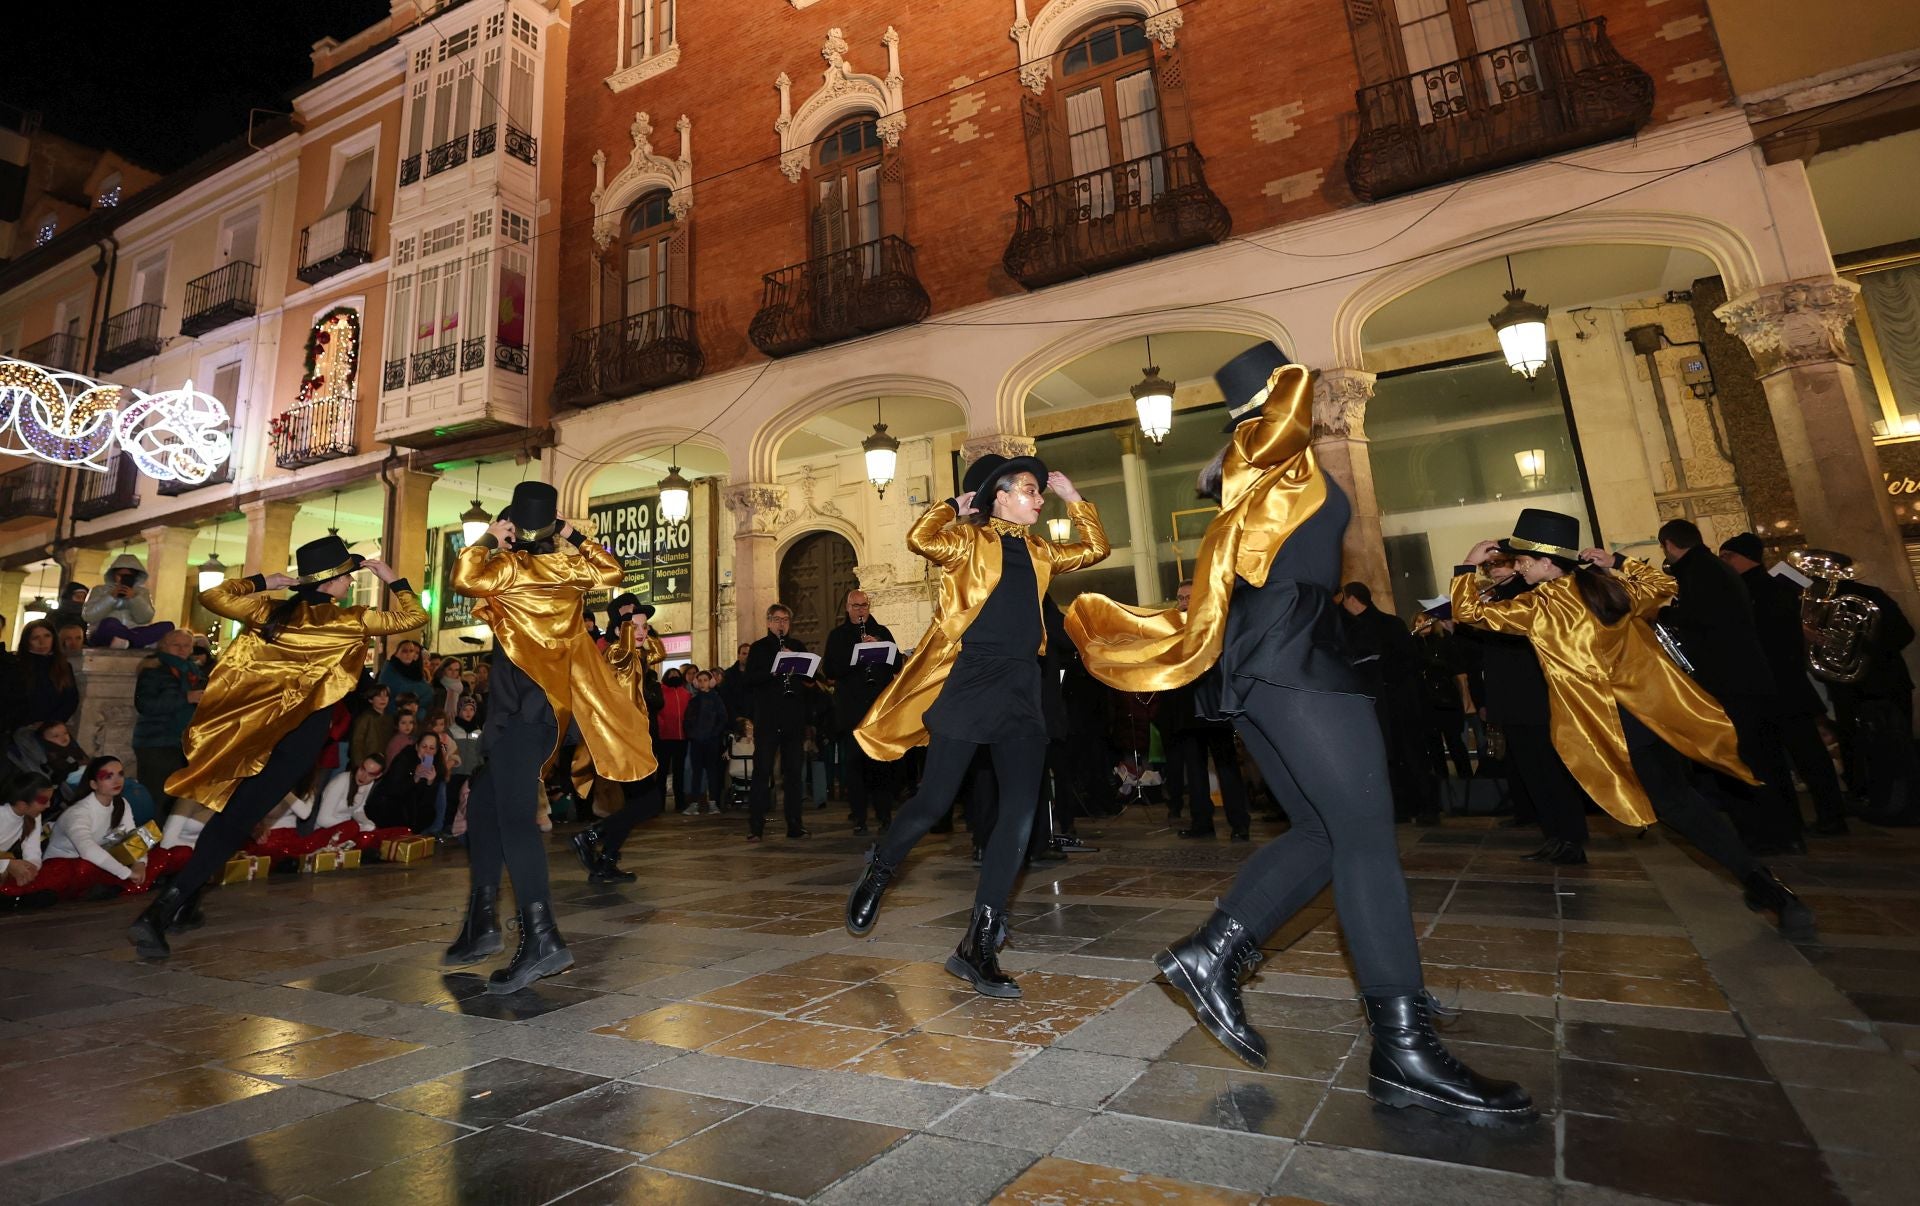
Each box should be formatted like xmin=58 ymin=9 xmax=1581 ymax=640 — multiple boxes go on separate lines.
xmin=95 ymin=303 xmax=164 ymax=373
xmin=0 ymin=462 xmax=62 ymax=519
xmin=1345 ymin=18 xmax=1654 ymax=202
xmin=553 ymin=305 xmax=703 ymax=407
xmin=72 ymin=452 xmax=141 ymax=519
xmin=157 ymin=458 xmax=235 ymax=497
xmin=472 ymin=123 xmax=497 ymax=159
xmin=411 ymin=344 xmax=457 ymax=384
xmin=383 ymin=358 xmax=407 ymax=391
xmin=1003 ymin=143 xmax=1230 ymax=290
xmin=748 ymin=236 xmax=930 ymax=358
xmin=180 ymin=262 xmax=258 ymax=336
xmin=400 ymin=154 xmax=422 ymax=186
xmin=505 ymin=126 xmax=537 ymax=166
xmin=298 ymin=205 xmax=376 ymax=284
xmin=19 ymin=332 xmax=83 ymax=372
xmin=495 ymin=340 xmax=528 ymax=374
xmin=272 ymin=395 xmax=358 ymax=469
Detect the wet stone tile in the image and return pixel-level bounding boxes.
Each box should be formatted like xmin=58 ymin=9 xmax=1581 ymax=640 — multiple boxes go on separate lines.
xmin=919 ymin=998 xmax=1099 ymax=1046
xmin=594 ymin=1004 xmax=762 ymax=1049
xmin=38 ymin=1159 xmax=278 ymax=1206
xmin=1107 ymin=1059 xmax=1326 ymax=1138
xmin=702 ymin=1019 xmax=890 ymax=1069
xmin=517 ymin=1080 xmax=747 ymax=1155
xmin=846 ymin=1032 xmax=1039 ymax=1089
xmin=308 ymin=1120 xmax=633 ymax=1206
xmin=550 ymin=1165 xmax=780 ymax=1204
xmin=1561 ymin=1059 xmax=1813 ymax=1144
xmin=1562 ymin=1020 xmax=1770 ymax=1079
xmin=994 ymin=1155 xmax=1258 ymax=1205
xmin=438 ymin=979 xmax=607 ymax=1021
xmin=378 ymin=1058 xmax=607 ymax=1125
xmin=788 ymin=982 xmax=973 ymax=1032
xmin=692 ymin=974 xmax=852 ymax=1014
xmin=1563 ymin=1112 xmax=1847 ymax=1206
xmin=224 ymin=1033 xmax=420 ymax=1081
xmin=181 ymin=1100 xmax=466 ymax=1197
xmin=1305 ymin=1088 xmax=1553 ymax=1176
xmin=642 ymin=1105 xmax=905 ymax=1199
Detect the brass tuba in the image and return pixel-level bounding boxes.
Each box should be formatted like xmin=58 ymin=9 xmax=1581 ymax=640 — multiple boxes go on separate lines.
xmin=1789 ymin=548 xmax=1881 ymax=684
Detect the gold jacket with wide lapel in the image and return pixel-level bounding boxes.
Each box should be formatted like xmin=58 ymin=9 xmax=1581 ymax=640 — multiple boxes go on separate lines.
xmin=453 ymin=539 xmax=657 ymax=782
xmin=855 ymin=499 xmax=1109 ymax=760
xmin=169 ymin=577 xmax=428 ymax=812
xmin=1450 ymin=558 xmax=1755 ymax=827
xmin=573 ymin=623 xmax=666 ymax=794
xmin=1065 ymin=363 xmax=1324 ymax=691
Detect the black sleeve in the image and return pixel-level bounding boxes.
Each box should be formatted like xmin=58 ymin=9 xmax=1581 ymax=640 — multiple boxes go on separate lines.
xmin=742 ymin=638 xmax=776 ymax=688
xmin=1872 ymin=587 xmax=1915 ymax=655
xmin=387 ymin=578 xmax=414 ymax=595
xmin=566 ymin=529 xmax=588 ymax=548
xmin=246 ymin=574 xmax=269 ymax=592
xmin=821 ymin=627 xmax=850 ymax=682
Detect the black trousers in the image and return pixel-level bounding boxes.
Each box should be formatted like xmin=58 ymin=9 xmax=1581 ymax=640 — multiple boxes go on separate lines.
xmin=171 ymin=708 xmax=335 ymax=896
xmin=1169 ymin=728 xmax=1250 ymax=834
xmin=598 ymin=770 xmax=665 ymax=857
xmin=1505 ymin=723 xmax=1587 ymax=845
xmin=1620 ymin=710 xmax=1758 ymax=878
xmin=1218 ymin=684 xmax=1424 ymax=996
xmin=136 ymin=745 xmax=188 ymax=821
xmin=658 ymin=738 xmax=687 ymax=806
xmin=1424 ymin=711 xmax=1473 ymax=780
xmin=749 ymin=707 xmax=807 ymax=836
xmin=841 ymin=733 xmax=893 ymax=827
xmin=971 ymin=751 xmax=1056 ymax=864
xmin=877 ymin=732 xmax=1047 ymax=911
xmin=1838 ymin=693 xmax=1913 ymax=820
xmin=465 ymin=669 xmax=559 ymax=908
xmin=1713 ymin=695 xmax=1805 ymax=846
xmin=1774 ymin=712 xmax=1847 ymax=826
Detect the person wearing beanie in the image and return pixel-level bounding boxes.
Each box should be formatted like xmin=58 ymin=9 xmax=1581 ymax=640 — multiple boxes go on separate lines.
xmin=845 ymin=453 xmax=1108 ymax=999
xmin=125 ymin=537 xmax=426 ymax=959
xmin=1066 ymin=342 xmax=1535 ymax=1128
xmin=445 ymin=481 xmax=656 ymax=993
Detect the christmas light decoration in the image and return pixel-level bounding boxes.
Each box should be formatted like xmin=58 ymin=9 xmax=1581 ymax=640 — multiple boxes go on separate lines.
xmin=0 ymin=356 xmax=234 ymax=482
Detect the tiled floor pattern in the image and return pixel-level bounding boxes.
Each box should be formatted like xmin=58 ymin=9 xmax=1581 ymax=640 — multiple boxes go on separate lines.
xmin=2 ymin=801 xmax=1918 ymax=1204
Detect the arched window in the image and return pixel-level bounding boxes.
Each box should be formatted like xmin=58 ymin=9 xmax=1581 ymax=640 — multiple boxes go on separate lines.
xmin=1056 ymin=20 xmax=1161 ymax=212
xmin=811 ymin=116 xmax=884 ymax=259
xmin=622 ymin=189 xmax=675 ymax=315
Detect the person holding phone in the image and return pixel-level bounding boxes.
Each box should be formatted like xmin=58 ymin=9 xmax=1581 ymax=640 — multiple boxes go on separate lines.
xmin=126 ymin=536 xmax=427 ymax=957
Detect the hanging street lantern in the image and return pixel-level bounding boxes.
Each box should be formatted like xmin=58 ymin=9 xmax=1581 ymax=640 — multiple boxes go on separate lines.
xmin=1047 ymin=517 xmax=1072 ymax=543
xmin=862 ymin=398 xmax=901 ymax=498
xmin=460 ymin=464 xmax=492 ymax=544
xmin=196 ymin=552 xmax=228 ymax=592
xmin=659 ymin=448 xmax=692 ymax=524
xmin=1514 ymin=448 xmax=1547 ymax=490
xmin=1489 ymin=256 xmax=1550 ymax=379
xmin=1131 ymin=335 xmax=1174 ymax=443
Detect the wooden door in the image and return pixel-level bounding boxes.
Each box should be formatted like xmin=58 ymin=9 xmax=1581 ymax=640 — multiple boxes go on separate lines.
xmin=777 ymin=531 xmax=859 ymax=652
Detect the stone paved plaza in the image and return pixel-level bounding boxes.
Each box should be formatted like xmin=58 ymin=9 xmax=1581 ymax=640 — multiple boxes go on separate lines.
xmin=3 ymin=804 xmax=1920 ymax=1205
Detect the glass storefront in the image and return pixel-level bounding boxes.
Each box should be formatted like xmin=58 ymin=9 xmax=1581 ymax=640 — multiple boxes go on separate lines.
xmin=1371 ymin=352 xmax=1593 ymax=618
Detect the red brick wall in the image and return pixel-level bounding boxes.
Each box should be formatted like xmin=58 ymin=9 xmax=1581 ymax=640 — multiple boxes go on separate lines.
xmin=556 ymin=0 xmax=1734 ymax=379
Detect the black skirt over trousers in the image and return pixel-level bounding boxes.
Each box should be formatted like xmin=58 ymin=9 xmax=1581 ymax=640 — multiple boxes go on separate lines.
xmin=465 ymin=653 xmax=560 ymax=905
xmin=170 ymin=706 xmax=337 ymax=897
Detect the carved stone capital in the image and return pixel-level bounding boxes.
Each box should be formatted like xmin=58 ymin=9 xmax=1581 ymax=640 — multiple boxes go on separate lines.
xmin=1311 ymin=369 xmax=1377 ymax=443
xmin=723 ymin=483 xmax=787 ymax=538
xmin=1713 ymin=277 xmax=1860 ymax=377
xmin=1143 ymin=10 xmax=1184 ymax=48
xmin=961 ymin=433 xmax=1037 ymax=463
xmin=853 ymin=562 xmax=894 ymax=590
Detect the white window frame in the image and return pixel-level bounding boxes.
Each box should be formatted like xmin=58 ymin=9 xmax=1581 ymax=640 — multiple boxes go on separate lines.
xmin=218 ymin=205 xmax=263 ymax=266
xmin=325 ymin=124 xmax=383 ymax=216
xmin=129 ymin=250 xmax=170 ymax=310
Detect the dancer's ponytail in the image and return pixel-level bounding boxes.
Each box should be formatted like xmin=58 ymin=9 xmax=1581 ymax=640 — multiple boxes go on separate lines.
xmin=1571 ymin=565 xmax=1632 ymax=625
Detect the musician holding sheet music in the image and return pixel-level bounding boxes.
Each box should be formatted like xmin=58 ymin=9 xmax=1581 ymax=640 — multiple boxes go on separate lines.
xmin=823 ymin=590 xmax=900 ymax=835
xmin=743 ymin=603 xmax=813 ymax=841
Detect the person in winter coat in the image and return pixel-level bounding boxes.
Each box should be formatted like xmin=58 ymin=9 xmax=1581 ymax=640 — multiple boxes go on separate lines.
xmin=683 ymin=670 xmax=729 ymax=811
xmin=378 ymin=639 xmax=435 ymax=711
xmin=84 ymin=554 xmax=175 ymax=648
xmin=17 ymin=619 xmax=79 ymax=726
xmin=657 ymin=667 xmax=691 ymax=811
xmin=133 ymin=629 xmax=206 ymax=819
xmin=9 ymin=720 xmax=88 ymax=788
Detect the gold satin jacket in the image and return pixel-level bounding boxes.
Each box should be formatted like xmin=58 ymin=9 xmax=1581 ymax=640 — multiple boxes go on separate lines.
xmin=168 ymin=577 xmax=428 ymax=812
xmin=1065 ymin=363 xmax=1324 ymax=691
xmin=572 ymin=623 xmax=666 ymax=794
xmin=855 ymin=499 xmax=1110 ymax=760
xmin=453 ymin=540 xmax=657 ymax=782
xmin=1450 ymin=558 xmax=1755 ymax=827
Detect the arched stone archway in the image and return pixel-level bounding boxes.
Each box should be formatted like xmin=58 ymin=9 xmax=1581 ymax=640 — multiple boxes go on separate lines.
xmin=553 ymin=425 xmax=731 ymax=521
xmin=746 ymin=373 xmax=977 ymax=482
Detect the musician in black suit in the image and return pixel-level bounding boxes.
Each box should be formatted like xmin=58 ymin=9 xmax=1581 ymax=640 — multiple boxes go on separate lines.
xmin=1658 ymin=520 xmax=1803 ymax=853
xmin=822 ymin=590 xmax=899 ymax=834
xmin=743 ymin=603 xmax=811 ymax=840
xmin=1719 ymin=533 xmax=1849 ymax=835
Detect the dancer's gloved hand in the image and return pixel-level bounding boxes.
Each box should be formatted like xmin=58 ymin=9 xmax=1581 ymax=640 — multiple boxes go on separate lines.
xmin=954 ymin=490 xmax=978 ymax=517
xmin=1047 ymin=471 xmax=1082 ymax=503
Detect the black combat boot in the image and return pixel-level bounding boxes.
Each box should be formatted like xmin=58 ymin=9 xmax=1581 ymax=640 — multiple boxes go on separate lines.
xmin=1154 ymin=909 xmax=1268 ymax=1068
xmin=170 ymin=884 xmax=208 ymax=931
xmin=589 ymin=853 xmax=636 ymax=884
xmin=844 ymin=845 xmax=895 ymax=937
xmin=1521 ymin=839 xmax=1565 ymax=862
xmin=127 ymin=885 xmax=187 ymax=959
xmin=443 ymin=885 xmax=503 ymax=966
xmin=1547 ymin=842 xmax=1587 ymax=866
xmin=946 ymin=904 xmax=1020 ymax=998
xmin=1743 ymin=867 xmax=1816 ymax=941
xmin=488 ymin=900 xmax=573 ymax=994
xmin=568 ymin=827 xmax=602 ymax=874
xmin=1363 ymin=993 xmax=1536 ymax=1126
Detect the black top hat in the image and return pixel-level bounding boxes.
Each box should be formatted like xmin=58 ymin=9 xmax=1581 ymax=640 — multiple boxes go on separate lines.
xmin=293 ymin=535 xmax=363 ymax=585
xmin=1499 ymin=508 xmax=1583 ymax=563
xmin=961 ymin=452 xmax=1049 ymax=516
xmin=608 ymin=592 xmax=655 ymax=625
xmin=1216 ymin=341 xmax=1293 ymax=432
xmin=501 ymin=481 xmax=559 ymax=541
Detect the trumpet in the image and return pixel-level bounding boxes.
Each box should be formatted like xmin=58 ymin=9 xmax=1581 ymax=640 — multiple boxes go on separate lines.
xmin=1789 ymin=548 xmax=1881 ymax=684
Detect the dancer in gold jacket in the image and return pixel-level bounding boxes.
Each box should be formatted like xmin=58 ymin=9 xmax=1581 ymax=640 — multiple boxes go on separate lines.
xmin=570 ymin=593 xmax=667 ymax=883
xmin=1452 ymin=514 xmax=1813 ymax=937
xmin=1067 ymin=343 xmax=1533 ymax=1127
xmin=847 ymin=454 xmax=1107 ymax=998
xmin=444 ymin=481 xmax=655 ymax=993
xmin=128 ymin=535 xmax=426 ymax=958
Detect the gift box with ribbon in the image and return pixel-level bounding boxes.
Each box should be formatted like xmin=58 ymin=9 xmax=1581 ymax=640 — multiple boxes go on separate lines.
xmin=302 ymin=847 xmax=364 ymax=873
xmin=106 ymin=821 xmax=164 ymax=868
xmin=380 ymin=835 xmax=435 ymax=865
xmin=220 ymin=854 xmax=270 ymax=885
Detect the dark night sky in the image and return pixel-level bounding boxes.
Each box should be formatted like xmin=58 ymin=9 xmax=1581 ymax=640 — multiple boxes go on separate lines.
xmin=5 ymin=1 xmax=397 ymax=171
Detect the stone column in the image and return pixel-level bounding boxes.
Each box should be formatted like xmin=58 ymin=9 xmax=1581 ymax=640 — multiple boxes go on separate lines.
xmin=1115 ymin=428 xmax=1161 ymax=604
xmin=723 ymin=482 xmax=787 ymax=634
xmin=0 ymin=568 xmax=26 ymax=648
xmin=1713 ymin=278 xmax=1920 ymax=659
xmin=242 ymin=499 xmax=302 ymax=577
xmin=140 ymin=524 xmax=199 ymax=629
xmin=1312 ymin=368 xmax=1391 ymax=601
xmin=383 ymin=468 xmax=441 ymax=604
xmin=60 ymin=546 xmax=108 ymax=593
xmin=71 ymin=649 xmax=145 ymax=781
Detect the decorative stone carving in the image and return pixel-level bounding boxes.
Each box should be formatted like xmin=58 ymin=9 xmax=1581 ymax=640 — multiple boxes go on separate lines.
xmin=775 ymin=27 xmax=906 ymax=182
xmin=854 ymin=562 xmax=895 ymax=590
xmin=72 ymin=650 xmax=145 ymax=783
xmin=724 ymin=483 xmax=787 ymax=537
xmin=1712 ymin=277 xmax=1860 ymax=378
xmin=591 ymin=112 xmax=694 ymax=249
xmin=961 ymin=433 xmax=1037 ymax=463
xmin=1010 ymin=0 xmax=1181 ymax=95
xmin=1312 ymin=369 xmax=1377 ymax=442
xmin=773 ymin=469 xmax=850 ymax=528
xmin=604 ymin=43 xmax=680 ymax=93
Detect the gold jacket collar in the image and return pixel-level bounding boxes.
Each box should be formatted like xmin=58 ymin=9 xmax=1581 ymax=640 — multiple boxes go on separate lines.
xmin=985 ymin=517 xmax=1031 ymax=538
